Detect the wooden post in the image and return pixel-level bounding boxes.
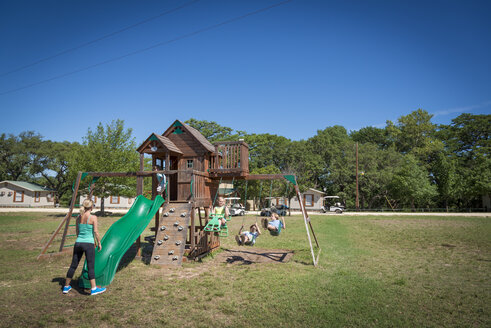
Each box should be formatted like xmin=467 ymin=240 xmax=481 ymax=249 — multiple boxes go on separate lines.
xmin=137 ymin=153 xmax=144 ymax=195
xmin=198 ymin=206 xmax=203 ymax=227
xmin=38 ymin=172 xmax=82 ymax=259
xmin=136 ymin=154 xmax=145 ymax=258
xmin=294 ymin=182 xmax=319 ymax=266
xmin=59 ymin=172 xmax=84 ymax=252
xmin=190 ymin=206 xmax=195 ymax=258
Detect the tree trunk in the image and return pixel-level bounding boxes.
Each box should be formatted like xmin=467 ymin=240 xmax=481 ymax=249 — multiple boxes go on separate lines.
xmin=101 ymin=197 xmax=106 ymax=217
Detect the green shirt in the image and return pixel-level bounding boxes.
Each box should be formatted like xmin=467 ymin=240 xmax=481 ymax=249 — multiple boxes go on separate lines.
xmin=76 ymin=223 xmax=94 ymax=244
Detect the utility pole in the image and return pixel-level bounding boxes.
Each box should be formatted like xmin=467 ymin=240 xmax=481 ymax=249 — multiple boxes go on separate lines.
xmin=355 ymin=142 xmax=359 ymax=211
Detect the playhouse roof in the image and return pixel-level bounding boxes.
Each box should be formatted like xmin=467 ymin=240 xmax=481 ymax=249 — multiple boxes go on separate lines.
xmin=162 ymin=120 xmax=216 ymax=154
xmin=137 ymin=133 xmax=183 ymax=154
xmin=184 ymin=124 xmax=216 ymax=153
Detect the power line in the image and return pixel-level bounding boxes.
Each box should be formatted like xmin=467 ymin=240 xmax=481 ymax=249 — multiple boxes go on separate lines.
xmin=0 ymin=0 xmax=202 ymax=77
xmin=0 ymin=0 xmax=292 ymax=96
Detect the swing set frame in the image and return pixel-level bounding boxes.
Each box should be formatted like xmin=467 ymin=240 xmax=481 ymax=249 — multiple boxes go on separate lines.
xmin=239 ymin=174 xmax=321 ymax=266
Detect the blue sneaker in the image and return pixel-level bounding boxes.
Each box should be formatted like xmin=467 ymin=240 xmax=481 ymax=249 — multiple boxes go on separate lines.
xmin=62 ymin=285 xmax=72 ymax=294
xmin=90 ymin=287 xmax=106 ymax=296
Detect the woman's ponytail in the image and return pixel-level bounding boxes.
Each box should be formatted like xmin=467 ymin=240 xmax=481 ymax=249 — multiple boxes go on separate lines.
xmin=80 ymin=199 xmax=93 ymax=216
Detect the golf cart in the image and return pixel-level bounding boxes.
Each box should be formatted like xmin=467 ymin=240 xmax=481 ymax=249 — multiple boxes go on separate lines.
xmin=321 ymin=196 xmax=345 ymax=214
xmin=260 ymin=197 xmax=289 ymax=216
xmin=260 ymin=204 xmax=289 ymax=217
xmin=225 ymin=197 xmax=246 ymax=216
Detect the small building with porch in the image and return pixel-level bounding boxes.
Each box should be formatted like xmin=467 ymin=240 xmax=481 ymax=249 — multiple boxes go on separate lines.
xmin=288 ymin=188 xmax=325 ymax=211
xmin=0 ymin=181 xmax=55 ymax=207
xmin=79 ymin=194 xmax=136 ymax=209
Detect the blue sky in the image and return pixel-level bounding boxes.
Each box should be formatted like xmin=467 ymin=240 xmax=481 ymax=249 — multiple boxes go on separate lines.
xmin=1 ymin=0 xmax=490 ymax=144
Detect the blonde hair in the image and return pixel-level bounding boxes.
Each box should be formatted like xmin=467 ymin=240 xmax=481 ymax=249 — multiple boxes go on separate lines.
xmin=80 ymin=199 xmax=93 ymax=216
xmin=271 ymin=212 xmax=280 ymax=220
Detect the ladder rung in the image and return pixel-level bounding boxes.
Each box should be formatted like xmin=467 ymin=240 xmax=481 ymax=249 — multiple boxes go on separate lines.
xmin=63 ymin=244 xmax=75 ymax=248
xmin=69 ymin=224 xmax=76 ymax=227
xmin=66 ymin=234 xmax=76 ymax=237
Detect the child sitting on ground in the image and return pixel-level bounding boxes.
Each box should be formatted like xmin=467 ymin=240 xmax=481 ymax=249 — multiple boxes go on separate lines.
xmin=235 ymin=223 xmax=261 ymax=246
xmin=262 ymin=212 xmax=286 ymax=236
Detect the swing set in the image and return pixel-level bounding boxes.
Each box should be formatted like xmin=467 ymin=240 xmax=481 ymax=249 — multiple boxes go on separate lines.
xmin=205 ymin=174 xmax=321 ymax=266
xmin=38 ymin=119 xmax=321 ymax=267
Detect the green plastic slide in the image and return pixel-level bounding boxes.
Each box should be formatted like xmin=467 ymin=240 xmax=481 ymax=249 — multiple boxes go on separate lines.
xmin=79 ymin=195 xmax=164 ymax=288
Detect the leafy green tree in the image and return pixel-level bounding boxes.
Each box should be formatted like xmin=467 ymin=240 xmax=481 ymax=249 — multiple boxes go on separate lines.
xmin=69 ymin=120 xmax=139 ymax=215
xmin=430 ymin=151 xmax=458 ymax=210
xmin=356 ymin=143 xmax=404 ymax=209
xmin=185 ymin=118 xmax=246 ymax=142
xmin=386 ymin=109 xmax=443 ymax=164
xmin=247 ymin=165 xmax=281 ymax=210
xmin=244 ymin=133 xmax=291 ymax=171
xmin=437 ymin=113 xmax=491 ymax=208
xmin=0 ymin=131 xmax=43 ymax=180
xmin=307 ymin=126 xmax=352 ymax=203
xmin=30 ymin=141 xmax=80 ymax=205
xmin=284 ymin=140 xmax=322 ymax=193
xmin=388 ymin=154 xmax=438 ymax=209
xmin=350 ymin=126 xmax=393 ymax=149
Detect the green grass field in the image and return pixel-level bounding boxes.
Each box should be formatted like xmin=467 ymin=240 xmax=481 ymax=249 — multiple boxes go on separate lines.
xmin=0 ymin=212 xmax=489 ymax=327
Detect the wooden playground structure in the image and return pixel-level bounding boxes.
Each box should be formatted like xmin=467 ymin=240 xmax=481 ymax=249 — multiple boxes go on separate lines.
xmin=38 ymin=120 xmax=320 ymax=267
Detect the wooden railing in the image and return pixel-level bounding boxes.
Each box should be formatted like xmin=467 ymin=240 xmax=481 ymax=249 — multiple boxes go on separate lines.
xmin=210 ymin=141 xmax=249 ymax=176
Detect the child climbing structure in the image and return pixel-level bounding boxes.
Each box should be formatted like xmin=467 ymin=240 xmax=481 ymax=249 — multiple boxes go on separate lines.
xmin=38 ymin=120 xmax=320 ymax=269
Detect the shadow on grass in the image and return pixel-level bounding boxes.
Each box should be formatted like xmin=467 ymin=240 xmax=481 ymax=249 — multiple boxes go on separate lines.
xmin=117 ymin=240 xmax=156 ymax=268
xmin=221 ymin=248 xmax=294 ymax=265
xmin=51 ymin=277 xmax=90 ymax=295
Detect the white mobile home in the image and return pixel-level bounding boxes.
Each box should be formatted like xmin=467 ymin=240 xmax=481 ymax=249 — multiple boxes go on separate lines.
xmin=79 ymin=195 xmax=137 ymax=209
xmin=0 ymin=181 xmax=55 ymax=207
xmin=269 ymin=188 xmax=325 ymax=212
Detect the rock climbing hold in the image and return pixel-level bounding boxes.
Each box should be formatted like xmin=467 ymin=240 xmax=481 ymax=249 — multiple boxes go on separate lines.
xmin=178 ymin=226 xmax=183 ymax=231
xmin=157 ymin=240 xmax=163 ymax=245
xmin=160 ymin=226 xmax=166 ymax=231
xmin=168 ymin=250 xmax=174 ymax=255
xmin=154 ymin=255 xmax=160 ymax=260
xmin=175 ymin=241 xmax=181 ymax=246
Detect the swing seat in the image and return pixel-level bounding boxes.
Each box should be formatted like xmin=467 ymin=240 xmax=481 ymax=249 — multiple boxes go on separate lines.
xmin=204 ymin=215 xmax=221 ymax=232
xmin=219 ymin=224 xmax=228 ymax=237
xmin=204 ymin=214 xmax=231 ymax=236
xmin=269 ymin=223 xmax=282 ymax=236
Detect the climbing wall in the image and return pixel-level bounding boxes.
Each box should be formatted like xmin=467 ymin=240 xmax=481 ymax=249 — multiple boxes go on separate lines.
xmin=150 ymin=202 xmax=192 ymax=266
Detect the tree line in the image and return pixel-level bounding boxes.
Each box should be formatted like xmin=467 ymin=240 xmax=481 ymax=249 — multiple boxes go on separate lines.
xmin=1 ymin=110 xmax=489 ymax=211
